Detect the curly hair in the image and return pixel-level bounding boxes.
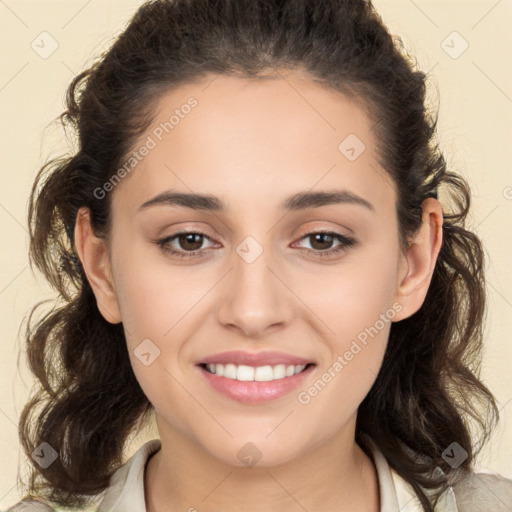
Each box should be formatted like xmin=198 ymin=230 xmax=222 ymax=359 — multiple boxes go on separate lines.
xmin=17 ymin=0 xmax=499 ymax=510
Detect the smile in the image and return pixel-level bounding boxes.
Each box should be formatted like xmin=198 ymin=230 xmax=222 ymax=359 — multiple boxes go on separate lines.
xmin=203 ymin=363 xmax=311 ymax=382
xmin=197 ymin=362 xmax=316 ymax=404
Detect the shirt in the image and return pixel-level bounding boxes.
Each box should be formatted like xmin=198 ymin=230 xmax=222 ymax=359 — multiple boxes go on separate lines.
xmin=7 ymin=437 xmax=512 ymax=511
xmin=95 ymin=437 xmax=459 ymax=512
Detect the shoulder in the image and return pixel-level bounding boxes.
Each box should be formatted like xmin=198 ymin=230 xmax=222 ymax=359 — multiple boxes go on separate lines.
xmin=4 ymin=497 xmax=98 ymax=512
xmin=5 ymin=440 xmax=162 ymax=512
xmin=451 ymin=471 xmax=512 ymax=512
xmin=4 ymin=499 xmax=56 ymax=511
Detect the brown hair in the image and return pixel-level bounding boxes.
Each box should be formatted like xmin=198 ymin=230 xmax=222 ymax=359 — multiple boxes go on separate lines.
xmin=18 ymin=0 xmax=499 ymax=510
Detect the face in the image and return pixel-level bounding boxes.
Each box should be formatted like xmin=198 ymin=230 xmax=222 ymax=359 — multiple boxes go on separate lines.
xmin=80 ymin=69 xmax=428 ymax=467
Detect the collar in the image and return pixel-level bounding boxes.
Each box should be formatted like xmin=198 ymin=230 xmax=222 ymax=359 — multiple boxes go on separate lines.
xmin=362 ymin=436 xmax=459 ymax=511
xmin=95 ymin=438 xmax=459 ymax=512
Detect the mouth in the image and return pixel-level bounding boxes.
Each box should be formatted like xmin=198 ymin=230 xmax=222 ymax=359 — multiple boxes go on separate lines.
xmin=196 ymin=361 xmax=317 ymax=404
xmin=198 ymin=362 xmax=316 ymax=382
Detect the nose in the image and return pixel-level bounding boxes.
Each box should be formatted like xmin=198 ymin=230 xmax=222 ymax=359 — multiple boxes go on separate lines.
xmin=215 ymin=240 xmax=295 ymax=340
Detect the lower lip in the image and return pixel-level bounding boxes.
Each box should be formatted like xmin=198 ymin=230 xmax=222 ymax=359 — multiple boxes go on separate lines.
xmin=197 ymin=364 xmax=316 ymax=405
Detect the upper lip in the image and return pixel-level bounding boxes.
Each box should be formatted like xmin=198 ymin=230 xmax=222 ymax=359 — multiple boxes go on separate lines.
xmin=198 ymin=350 xmax=314 ymax=367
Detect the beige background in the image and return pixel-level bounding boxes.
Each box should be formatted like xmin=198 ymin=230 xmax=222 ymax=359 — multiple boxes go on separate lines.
xmin=1 ymin=0 xmax=511 ymax=507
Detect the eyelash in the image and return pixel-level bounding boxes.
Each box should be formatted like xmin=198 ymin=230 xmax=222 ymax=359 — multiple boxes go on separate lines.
xmin=155 ymin=229 xmax=357 ymax=260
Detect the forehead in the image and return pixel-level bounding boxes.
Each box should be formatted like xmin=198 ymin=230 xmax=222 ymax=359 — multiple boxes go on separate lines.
xmin=111 ymin=70 xmax=395 ymax=216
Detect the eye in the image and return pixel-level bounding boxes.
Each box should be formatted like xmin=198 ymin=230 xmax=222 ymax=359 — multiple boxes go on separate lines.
xmin=155 ymin=229 xmax=357 ymax=260
xmin=156 ymin=230 xmax=217 ymax=259
xmin=293 ymin=230 xmax=357 ymax=257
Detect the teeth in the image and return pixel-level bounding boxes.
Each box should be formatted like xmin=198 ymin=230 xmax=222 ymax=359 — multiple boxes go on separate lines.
xmin=205 ymin=363 xmax=308 ymax=381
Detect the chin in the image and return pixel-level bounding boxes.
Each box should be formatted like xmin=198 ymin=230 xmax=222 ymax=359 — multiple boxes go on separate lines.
xmin=201 ymin=436 xmax=309 ymax=469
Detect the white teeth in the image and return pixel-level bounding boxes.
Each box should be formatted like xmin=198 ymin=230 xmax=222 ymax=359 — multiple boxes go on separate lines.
xmin=237 ymin=365 xmax=255 ymax=381
xmin=204 ymin=362 xmax=309 ymax=381
xmin=272 ymin=364 xmax=286 ymax=379
xmin=254 ymin=365 xmax=273 ymax=381
xmin=224 ymin=363 xmax=237 ymax=379
xmin=285 ymin=364 xmax=295 ymax=377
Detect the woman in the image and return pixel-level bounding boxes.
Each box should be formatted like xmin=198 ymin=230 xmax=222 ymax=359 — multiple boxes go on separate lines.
xmin=7 ymin=0 xmax=512 ymax=511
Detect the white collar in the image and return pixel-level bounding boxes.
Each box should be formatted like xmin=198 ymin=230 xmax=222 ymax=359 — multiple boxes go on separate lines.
xmin=95 ymin=438 xmax=459 ymax=512
xmin=362 ymin=436 xmax=458 ymax=511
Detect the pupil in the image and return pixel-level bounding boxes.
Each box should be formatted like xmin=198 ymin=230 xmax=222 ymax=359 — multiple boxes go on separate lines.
xmin=311 ymin=233 xmax=332 ymax=250
xmin=180 ymin=233 xmax=203 ymax=251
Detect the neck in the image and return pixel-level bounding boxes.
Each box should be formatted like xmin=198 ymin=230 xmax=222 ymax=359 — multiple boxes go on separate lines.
xmin=144 ymin=419 xmax=380 ymax=512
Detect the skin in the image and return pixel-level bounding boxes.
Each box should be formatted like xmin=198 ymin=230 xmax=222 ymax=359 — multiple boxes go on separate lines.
xmin=74 ymin=69 xmax=443 ymax=512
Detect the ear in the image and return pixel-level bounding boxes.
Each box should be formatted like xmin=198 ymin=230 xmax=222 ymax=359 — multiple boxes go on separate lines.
xmin=392 ymin=197 xmax=443 ymax=322
xmin=74 ymin=206 xmax=122 ymax=324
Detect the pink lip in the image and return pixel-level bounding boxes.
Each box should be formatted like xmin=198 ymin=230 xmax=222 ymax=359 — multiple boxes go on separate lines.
xmin=198 ymin=350 xmax=313 ymax=367
xmin=196 ymin=363 xmax=316 ymax=405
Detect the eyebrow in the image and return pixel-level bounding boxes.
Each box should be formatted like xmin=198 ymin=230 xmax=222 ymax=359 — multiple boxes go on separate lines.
xmin=138 ymin=189 xmax=375 ymax=213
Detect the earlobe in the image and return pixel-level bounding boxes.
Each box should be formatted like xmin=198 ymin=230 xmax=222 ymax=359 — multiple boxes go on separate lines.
xmin=393 ymin=198 xmax=443 ymax=322
xmin=74 ymin=207 xmax=122 ymax=324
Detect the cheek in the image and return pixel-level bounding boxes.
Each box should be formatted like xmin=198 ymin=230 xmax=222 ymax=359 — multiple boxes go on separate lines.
xmin=112 ymin=257 xmax=198 ymax=424
xmin=298 ymin=249 xmax=400 ymax=344
xmin=294 ymin=245 xmax=399 ymax=400
xmin=112 ymin=246 xmax=202 ymax=343
xmin=296 ymin=271 xmax=395 ymax=434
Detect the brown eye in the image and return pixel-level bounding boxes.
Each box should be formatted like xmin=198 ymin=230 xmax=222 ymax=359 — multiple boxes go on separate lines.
xmin=156 ymin=230 xmax=217 ymax=259
xmin=176 ymin=233 xmax=205 ymax=251
xmin=308 ymin=233 xmax=336 ymax=251
xmin=294 ymin=230 xmax=357 ymax=258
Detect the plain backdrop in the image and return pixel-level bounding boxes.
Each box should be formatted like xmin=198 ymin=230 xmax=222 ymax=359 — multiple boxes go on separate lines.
xmin=1 ymin=0 xmax=511 ymax=507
